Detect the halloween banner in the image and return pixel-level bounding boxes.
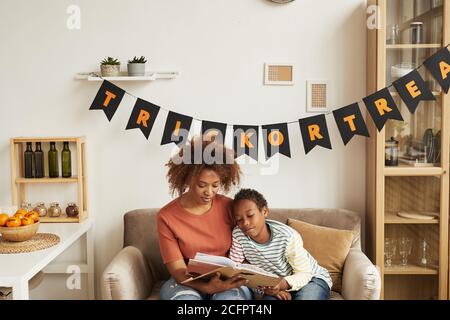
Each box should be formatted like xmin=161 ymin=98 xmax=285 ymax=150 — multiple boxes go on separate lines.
xmin=89 ymin=45 xmax=450 ymax=160
xmin=299 ymin=114 xmax=332 ymax=154
xmin=233 ymin=125 xmax=259 ymax=161
xmin=201 ymin=120 xmax=228 ymax=142
xmin=393 ymin=70 xmax=435 ymax=114
xmin=161 ymin=111 xmax=193 ymax=146
xmin=424 ymin=47 xmax=450 ymax=93
xmin=363 ymin=87 xmax=403 ymax=132
xmin=125 ymin=98 xmax=160 ymax=139
xmin=262 ymin=123 xmax=291 ymax=160
xmin=89 ymin=80 xmax=125 ymax=121
xmin=333 ymin=103 xmax=369 ymax=146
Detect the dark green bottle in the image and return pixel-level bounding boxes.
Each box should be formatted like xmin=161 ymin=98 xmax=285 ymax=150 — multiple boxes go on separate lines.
xmin=34 ymin=142 xmax=44 ymax=178
xmin=62 ymin=141 xmax=72 ymax=178
xmin=24 ymin=142 xmax=35 ymax=178
xmin=48 ymin=142 xmax=59 ymax=178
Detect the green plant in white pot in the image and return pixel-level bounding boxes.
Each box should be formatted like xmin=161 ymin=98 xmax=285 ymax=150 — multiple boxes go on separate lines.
xmin=100 ymin=57 xmax=121 ymax=77
xmin=127 ymin=56 xmax=147 ymax=76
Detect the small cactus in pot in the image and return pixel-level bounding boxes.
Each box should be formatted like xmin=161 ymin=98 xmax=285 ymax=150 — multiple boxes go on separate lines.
xmin=127 ymin=56 xmax=147 ymax=76
xmin=100 ymin=57 xmax=121 ymax=77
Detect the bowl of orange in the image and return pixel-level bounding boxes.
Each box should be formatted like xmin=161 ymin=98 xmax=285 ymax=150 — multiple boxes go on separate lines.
xmin=0 ymin=211 xmax=40 ymax=242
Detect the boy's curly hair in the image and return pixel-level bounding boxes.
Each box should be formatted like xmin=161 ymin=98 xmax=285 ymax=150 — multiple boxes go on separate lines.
xmin=233 ymin=188 xmax=268 ymax=211
xmin=166 ymin=137 xmax=241 ymax=196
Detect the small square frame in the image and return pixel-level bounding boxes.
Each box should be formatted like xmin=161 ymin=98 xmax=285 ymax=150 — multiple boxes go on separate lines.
xmin=306 ymin=80 xmax=330 ymax=113
xmin=264 ymin=62 xmax=295 ymax=85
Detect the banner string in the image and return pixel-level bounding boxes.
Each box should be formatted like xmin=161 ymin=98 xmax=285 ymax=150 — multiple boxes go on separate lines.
xmin=91 ymin=43 xmax=450 ymax=127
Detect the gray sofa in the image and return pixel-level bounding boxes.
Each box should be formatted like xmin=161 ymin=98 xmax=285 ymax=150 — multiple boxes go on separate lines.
xmin=101 ymin=208 xmax=381 ymax=300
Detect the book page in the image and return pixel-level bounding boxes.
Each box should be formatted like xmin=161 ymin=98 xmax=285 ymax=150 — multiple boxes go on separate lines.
xmin=194 ymin=252 xmax=236 ymax=268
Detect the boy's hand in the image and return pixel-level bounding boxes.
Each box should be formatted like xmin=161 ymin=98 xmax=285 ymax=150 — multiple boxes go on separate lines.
xmin=274 ymin=291 xmax=292 ymax=300
xmin=261 ymin=278 xmax=290 ymax=296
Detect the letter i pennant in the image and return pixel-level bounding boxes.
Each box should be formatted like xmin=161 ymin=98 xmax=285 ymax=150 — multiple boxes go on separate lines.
xmin=125 ymin=98 xmax=160 ymax=139
xmin=89 ymin=80 xmax=125 ymax=121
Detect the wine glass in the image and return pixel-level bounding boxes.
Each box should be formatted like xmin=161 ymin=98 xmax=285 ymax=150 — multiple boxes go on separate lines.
xmin=384 ymin=238 xmax=396 ymax=267
xmin=398 ymin=237 xmax=413 ymax=266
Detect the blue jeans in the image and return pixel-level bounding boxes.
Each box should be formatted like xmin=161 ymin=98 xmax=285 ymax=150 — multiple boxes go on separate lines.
xmin=160 ymin=277 xmax=254 ymax=300
xmin=262 ymin=277 xmax=331 ymax=300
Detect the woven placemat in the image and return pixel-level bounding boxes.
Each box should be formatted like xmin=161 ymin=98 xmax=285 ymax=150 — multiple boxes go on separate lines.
xmin=0 ymin=233 xmax=60 ymax=254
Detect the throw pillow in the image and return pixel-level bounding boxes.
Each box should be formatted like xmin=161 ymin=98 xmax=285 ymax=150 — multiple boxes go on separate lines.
xmin=287 ymin=218 xmax=355 ymax=293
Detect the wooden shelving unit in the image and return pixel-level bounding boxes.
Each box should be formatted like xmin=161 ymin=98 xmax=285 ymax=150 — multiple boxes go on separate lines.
xmin=366 ymin=0 xmax=449 ymax=300
xmin=10 ymin=136 xmax=88 ymax=223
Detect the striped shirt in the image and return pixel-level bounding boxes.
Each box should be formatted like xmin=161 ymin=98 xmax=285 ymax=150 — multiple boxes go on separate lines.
xmin=229 ymin=219 xmax=332 ymax=291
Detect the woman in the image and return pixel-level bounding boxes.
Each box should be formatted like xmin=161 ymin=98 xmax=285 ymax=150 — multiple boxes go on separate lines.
xmin=157 ymin=137 xmax=253 ymax=300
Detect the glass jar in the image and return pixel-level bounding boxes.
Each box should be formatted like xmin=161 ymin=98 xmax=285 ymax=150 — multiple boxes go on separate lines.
xmin=385 ymin=137 xmax=399 ymax=166
xmin=65 ymin=202 xmax=79 ymax=217
xmin=20 ymin=202 xmax=32 ymax=212
xmin=48 ymin=202 xmax=62 ymax=217
xmin=34 ymin=202 xmax=47 ymax=217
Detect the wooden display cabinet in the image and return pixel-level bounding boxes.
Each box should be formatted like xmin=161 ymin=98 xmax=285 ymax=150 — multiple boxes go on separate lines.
xmin=366 ymin=0 xmax=450 ymax=299
xmin=10 ymin=137 xmax=88 ymax=223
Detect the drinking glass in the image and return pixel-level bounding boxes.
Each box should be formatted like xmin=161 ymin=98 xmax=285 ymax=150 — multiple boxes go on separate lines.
xmin=384 ymin=238 xmax=397 ymax=267
xmin=398 ymin=237 xmax=413 ymax=266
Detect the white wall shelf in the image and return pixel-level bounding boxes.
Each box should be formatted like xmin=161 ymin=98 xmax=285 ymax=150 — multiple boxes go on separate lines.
xmin=75 ymin=71 xmax=179 ymax=81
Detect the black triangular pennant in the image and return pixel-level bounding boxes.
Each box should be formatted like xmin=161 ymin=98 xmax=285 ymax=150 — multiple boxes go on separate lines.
xmin=298 ymin=115 xmax=332 ymax=154
xmin=125 ymin=98 xmax=160 ymax=139
xmin=233 ymin=125 xmax=259 ymax=161
xmin=424 ymin=47 xmax=450 ymax=93
xmin=393 ymin=70 xmax=435 ymax=113
xmin=201 ymin=120 xmax=227 ymax=141
xmin=261 ymin=123 xmax=291 ymax=160
xmin=89 ymin=80 xmax=125 ymax=121
xmin=333 ymin=103 xmax=370 ymax=145
xmin=363 ymin=87 xmax=403 ymax=131
xmin=161 ymin=111 xmax=193 ymax=146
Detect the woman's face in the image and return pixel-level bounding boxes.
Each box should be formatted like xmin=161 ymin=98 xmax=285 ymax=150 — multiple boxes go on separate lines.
xmin=189 ymin=169 xmax=221 ymax=205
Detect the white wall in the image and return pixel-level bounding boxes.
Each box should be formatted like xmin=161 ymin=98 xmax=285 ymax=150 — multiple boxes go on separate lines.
xmin=0 ymin=0 xmax=367 ymax=299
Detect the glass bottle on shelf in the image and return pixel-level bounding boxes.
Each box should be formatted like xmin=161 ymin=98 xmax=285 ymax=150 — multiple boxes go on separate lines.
xmin=34 ymin=202 xmax=47 ymax=217
xmin=47 ymin=202 xmax=62 ymax=217
xmin=20 ymin=201 xmax=32 ymax=213
xmin=385 ymin=137 xmax=399 ymax=166
xmin=24 ymin=142 xmax=35 ymax=178
xmin=66 ymin=202 xmax=79 ymax=217
xmin=48 ymin=142 xmax=59 ymax=178
xmin=61 ymin=141 xmax=72 ymax=178
xmin=34 ymin=142 xmax=44 ymax=178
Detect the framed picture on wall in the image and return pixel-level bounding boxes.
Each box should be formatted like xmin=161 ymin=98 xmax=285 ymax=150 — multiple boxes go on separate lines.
xmin=264 ymin=62 xmax=295 ymax=85
xmin=306 ymin=80 xmax=330 ymax=113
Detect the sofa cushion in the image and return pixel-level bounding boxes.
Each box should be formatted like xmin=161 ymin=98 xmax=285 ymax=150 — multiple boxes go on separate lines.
xmin=287 ymin=218 xmax=355 ymax=293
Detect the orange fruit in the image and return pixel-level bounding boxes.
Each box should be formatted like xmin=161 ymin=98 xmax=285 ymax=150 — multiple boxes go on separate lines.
xmin=14 ymin=212 xmax=25 ymax=220
xmin=21 ymin=217 xmax=34 ymax=226
xmin=6 ymin=217 xmax=21 ymax=227
xmin=16 ymin=208 xmax=28 ymax=216
xmin=25 ymin=211 xmax=39 ymax=222
xmin=0 ymin=213 xmax=9 ymax=227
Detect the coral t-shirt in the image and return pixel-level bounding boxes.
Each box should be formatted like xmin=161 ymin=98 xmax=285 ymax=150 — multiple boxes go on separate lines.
xmin=157 ymin=194 xmax=234 ymax=264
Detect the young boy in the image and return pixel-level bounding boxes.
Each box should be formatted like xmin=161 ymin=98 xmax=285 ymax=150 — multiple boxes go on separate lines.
xmin=229 ymin=188 xmax=332 ymax=300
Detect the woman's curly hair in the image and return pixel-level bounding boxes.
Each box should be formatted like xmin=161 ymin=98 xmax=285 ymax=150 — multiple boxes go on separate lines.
xmin=166 ymin=136 xmax=241 ymax=196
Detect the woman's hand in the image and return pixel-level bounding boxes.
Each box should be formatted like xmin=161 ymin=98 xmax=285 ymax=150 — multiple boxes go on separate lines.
xmin=206 ymin=272 xmax=249 ymax=294
xmin=274 ymin=291 xmax=292 ymax=300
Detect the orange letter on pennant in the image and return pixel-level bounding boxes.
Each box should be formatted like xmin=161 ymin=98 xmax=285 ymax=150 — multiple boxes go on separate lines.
xmin=136 ymin=109 xmax=150 ymax=128
xmin=343 ymin=115 xmax=357 ymax=132
xmin=374 ymin=98 xmax=392 ymax=116
xmin=268 ymin=131 xmax=284 ymax=146
xmin=172 ymin=121 xmax=182 ymax=137
xmin=103 ymin=91 xmax=117 ymax=108
xmin=440 ymin=61 xmax=450 ymax=80
xmin=240 ymin=132 xmax=254 ymax=148
xmin=308 ymin=125 xmax=323 ymax=141
xmin=406 ymin=80 xmax=421 ymax=98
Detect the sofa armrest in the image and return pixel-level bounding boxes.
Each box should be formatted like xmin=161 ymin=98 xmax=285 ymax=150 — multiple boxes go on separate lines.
xmin=101 ymin=246 xmax=154 ymax=300
xmin=341 ymin=248 xmax=381 ymax=300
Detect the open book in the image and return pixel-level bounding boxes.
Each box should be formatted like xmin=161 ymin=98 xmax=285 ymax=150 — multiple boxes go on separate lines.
xmin=182 ymin=252 xmax=282 ymax=289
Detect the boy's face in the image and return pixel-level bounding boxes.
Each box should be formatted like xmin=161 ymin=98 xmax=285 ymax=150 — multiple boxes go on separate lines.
xmin=233 ymin=199 xmax=268 ymax=239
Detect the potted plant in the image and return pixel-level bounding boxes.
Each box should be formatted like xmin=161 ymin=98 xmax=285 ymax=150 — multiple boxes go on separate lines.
xmin=127 ymin=56 xmax=147 ymax=76
xmin=100 ymin=57 xmax=121 ymax=77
